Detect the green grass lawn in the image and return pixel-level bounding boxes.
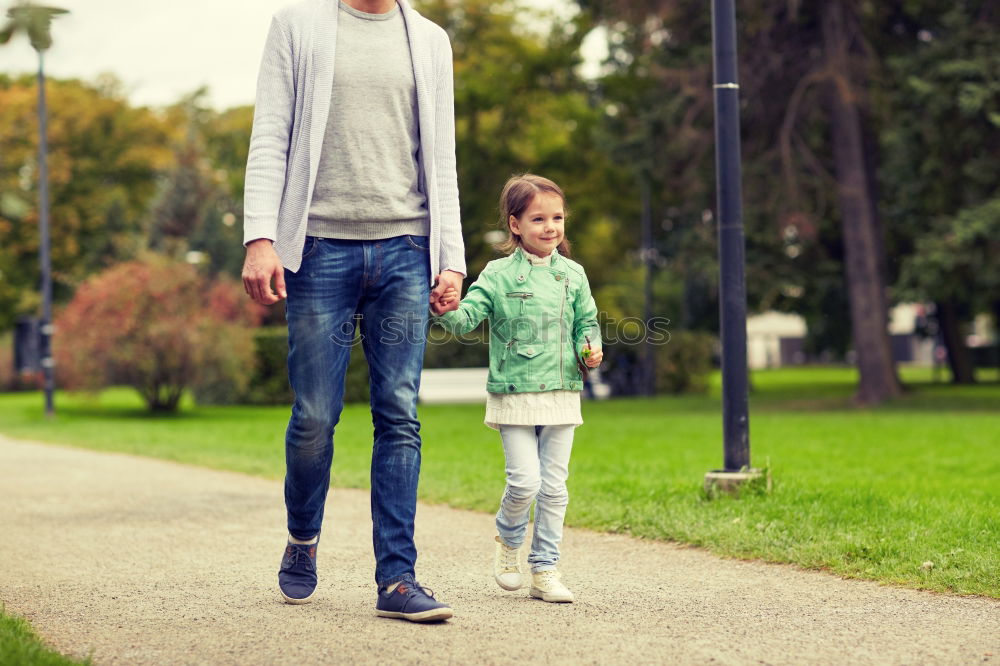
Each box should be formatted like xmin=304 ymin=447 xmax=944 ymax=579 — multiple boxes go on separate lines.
xmin=0 ymin=607 xmax=89 ymax=665
xmin=1 ymin=366 xmax=997 ymax=598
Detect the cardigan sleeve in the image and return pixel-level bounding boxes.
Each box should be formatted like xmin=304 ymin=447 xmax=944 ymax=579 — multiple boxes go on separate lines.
xmin=243 ymin=15 xmax=295 ymax=246
xmin=432 ymin=32 xmax=466 ymax=276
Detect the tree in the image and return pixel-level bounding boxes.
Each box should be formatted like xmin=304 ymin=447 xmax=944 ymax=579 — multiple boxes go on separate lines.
xmin=579 ymin=0 xmax=905 ymax=403
xmin=899 ymin=200 xmax=1000 ymax=382
xmin=148 ymin=92 xmax=230 ymax=262
xmin=880 ymin=2 xmax=1000 ymax=383
xmin=0 ymin=75 xmax=173 ymax=329
xmin=819 ymin=0 xmax=902 ymax=402
xmin=187 ymin=103 xmax=254 ymax=281
xmin=580 ymin=1 xmax=722 ymax=330
xmin=416 ymin=0 xmax=627 ymax=286
xmin=54 ymin=255 xmax=263 ymax=412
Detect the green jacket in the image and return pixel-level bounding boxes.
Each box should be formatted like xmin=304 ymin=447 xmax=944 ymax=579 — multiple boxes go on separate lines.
xmin=434 ymin=248 xmax=601 ymax=394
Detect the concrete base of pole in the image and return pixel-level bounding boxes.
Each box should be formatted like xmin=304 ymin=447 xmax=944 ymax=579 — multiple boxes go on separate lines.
xmin=704 ymin=468 xmax=771 ymax=497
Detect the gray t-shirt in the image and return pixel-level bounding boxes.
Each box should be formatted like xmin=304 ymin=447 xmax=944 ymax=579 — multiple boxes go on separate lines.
xmin=307 ymin=1 xmax=429 ymax=239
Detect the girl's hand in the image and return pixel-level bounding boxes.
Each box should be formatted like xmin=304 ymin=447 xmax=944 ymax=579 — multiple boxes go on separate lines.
xmin=582 ymin=345 xmax=603 ymax=368
xmin=440 ymin=287 xmax=459 ymax=304
xmin=430 ymin=272 xmax=462 ymax=315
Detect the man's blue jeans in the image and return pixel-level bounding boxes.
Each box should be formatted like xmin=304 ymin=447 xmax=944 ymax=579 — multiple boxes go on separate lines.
xmin=283 ymin=234 xmax=430 ymax=587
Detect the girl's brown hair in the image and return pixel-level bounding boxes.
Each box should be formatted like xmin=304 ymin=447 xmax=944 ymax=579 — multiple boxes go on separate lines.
xmin=496 ymin=173 xmax=572 ymax=257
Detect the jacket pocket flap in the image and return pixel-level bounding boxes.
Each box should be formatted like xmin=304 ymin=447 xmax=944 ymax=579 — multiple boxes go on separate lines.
xmin=515 ymin=345 xmax=543 ymax=358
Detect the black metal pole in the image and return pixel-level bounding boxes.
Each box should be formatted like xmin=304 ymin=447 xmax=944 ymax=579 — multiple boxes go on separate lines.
xmin=37 ymin=50 xmax=55 ymax=417
xmin=711 ymin=0 xmax=749 ymax=470
xmin=640 ymin=176 xmax=655 ymax=396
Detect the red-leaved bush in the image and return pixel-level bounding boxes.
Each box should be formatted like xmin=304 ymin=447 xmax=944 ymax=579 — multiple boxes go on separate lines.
xmin=54 ymin=255 xmax=265 ymax=411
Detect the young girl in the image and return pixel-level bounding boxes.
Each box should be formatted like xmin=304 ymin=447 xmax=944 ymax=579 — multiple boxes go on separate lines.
xmin=434 ymin=174 xmax=602 ymax=603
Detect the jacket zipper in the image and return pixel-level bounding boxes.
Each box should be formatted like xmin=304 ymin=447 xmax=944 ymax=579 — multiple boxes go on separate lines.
xmin=498 ymin=338 xmax=516 ymax=371
xmin=506 ymin=291 xmax=532 ymax=316
xmin=558 ymin=278 xmax=568 ymax=386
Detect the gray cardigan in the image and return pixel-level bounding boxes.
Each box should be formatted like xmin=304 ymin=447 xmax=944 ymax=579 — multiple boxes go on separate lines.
xmin=243 ymin=0 xmax=465 ymax=279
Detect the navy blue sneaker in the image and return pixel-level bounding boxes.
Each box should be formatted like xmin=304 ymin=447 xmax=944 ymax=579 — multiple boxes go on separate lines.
xmin=375 ymin=575 xmax=453 ymax=623
xmin=278 ymin=536 xmax=318 ymax=604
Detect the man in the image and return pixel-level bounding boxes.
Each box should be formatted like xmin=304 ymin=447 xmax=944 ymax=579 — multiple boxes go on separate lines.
xmin=241 ymin=0 xmax=464 ymax=623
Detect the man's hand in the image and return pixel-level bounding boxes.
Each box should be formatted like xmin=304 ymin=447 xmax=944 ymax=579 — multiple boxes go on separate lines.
xmin=436 ymin=287 xmax=459 ymax=310
xmin=242 ymin=239 xmax=286 ymax=305
xmin=430 ymin=270 xmax=463 ymax=315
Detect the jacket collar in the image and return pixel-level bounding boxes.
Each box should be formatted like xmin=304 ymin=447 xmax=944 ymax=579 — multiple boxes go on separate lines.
xmin=513 ymin=246 xmax=563 ymax=268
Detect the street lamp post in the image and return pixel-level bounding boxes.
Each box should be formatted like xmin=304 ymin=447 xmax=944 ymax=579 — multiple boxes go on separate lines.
xmin=704 ymin=0 xmax=765 ymax=494
xmin=37 ymin=48 xmax=55 ymax=416
xmin=1 ymin=3 xmax=69 ymax=418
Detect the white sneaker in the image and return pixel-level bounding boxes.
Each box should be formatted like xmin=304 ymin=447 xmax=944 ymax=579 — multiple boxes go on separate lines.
xmin=493 ymin=536 xmax=524 ymax=590
xmin=529 ymin=569 xmax=574 ymax=603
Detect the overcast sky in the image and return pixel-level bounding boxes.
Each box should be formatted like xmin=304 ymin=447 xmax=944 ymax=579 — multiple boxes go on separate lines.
xmin=1 ymin=0 xmax=596 ymax=110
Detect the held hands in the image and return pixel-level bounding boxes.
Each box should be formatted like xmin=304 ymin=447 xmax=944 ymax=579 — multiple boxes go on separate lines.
xmin=581 ymin=344 xmax=603 ymax=368
xmin=435 ymin=287 xmax=460 ymax=310
xmin=430 ymin=270 xmax=463 ymax=315
xmin=242 ymin=239 xmax=286 ymax=305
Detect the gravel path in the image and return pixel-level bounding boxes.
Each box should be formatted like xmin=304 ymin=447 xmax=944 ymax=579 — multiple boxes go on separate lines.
xmin=1 ymin=435 xmax=997 ymax=665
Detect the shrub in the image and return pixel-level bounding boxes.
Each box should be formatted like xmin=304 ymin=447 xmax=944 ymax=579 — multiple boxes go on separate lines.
xmin=343 ymin=342 xmax=370 ymax=404
xmin=600 ymin=330 xmax=716 ymax=396
xmin=243 ymin=327 xmax=294 ymax=405
xmin=0 ymin=332 xmax=15 ymax=391
xmin=655 ymin=330 xmax=716 ymax=395
xmin=0 ymin=330 xmax=45 ymax=392
xmin=599 ymin=343 xmax=645 ymax=397
xmin=243 ymin=323 xmax=491 ymax=407
xmin=424 ymin=325 xmax=489 ymax=369
xmin=54 ymin=255 xmax=263 ymax=411
xmin=243 ymin=327 xmax=370 ymax=405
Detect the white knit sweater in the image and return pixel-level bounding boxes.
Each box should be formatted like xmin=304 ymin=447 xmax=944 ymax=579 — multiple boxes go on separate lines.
xmin=484 ymin=250 xmax=583 ymax=430
xmin=243 ymin=0 xmax=465 ymax=280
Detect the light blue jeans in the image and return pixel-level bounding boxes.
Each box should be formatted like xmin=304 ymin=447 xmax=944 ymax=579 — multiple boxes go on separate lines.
xmin=495 ymin=424 xmax=575 ymax=572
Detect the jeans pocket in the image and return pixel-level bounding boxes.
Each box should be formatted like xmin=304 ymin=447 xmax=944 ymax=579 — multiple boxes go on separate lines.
xmin=405 ymin=235 xmax=430 ymax=251
xmin=301 ymin=236 xmax=320 ymax=260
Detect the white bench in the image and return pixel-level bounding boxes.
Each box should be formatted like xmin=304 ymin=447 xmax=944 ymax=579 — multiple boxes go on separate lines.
xmin=418 ymin=367 xmax=489 ymax=404
xmin=419 ymin=367 xmax=612 ymax=403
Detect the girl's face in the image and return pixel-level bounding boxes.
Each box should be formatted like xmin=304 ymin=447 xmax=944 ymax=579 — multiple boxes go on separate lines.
xmin=509 ymin=192 xmax=565 ymax=257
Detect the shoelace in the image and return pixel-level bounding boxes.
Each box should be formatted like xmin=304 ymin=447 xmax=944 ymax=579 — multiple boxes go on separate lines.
xmin=498 ymin=543 xmax=520 ymax=574
xmin=282 ymin=544 xmax=315 ymax=571
xmin=533 ymin=570 xmax=559 ymax=587
xmin=399 ymin=581 xmax=436 ymax=599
